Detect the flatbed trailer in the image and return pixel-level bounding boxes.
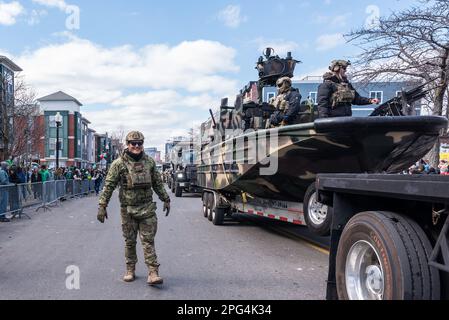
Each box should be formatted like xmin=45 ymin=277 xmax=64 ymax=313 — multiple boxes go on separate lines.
xmin=316 ymin=173 xmax=449 ymax=300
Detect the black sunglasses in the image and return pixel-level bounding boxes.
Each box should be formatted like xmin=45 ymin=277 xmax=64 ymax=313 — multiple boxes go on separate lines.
xmin=129 ymin=141 xmax=143 ymax=147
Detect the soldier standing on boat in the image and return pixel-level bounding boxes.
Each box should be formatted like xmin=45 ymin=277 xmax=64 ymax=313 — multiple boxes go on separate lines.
xmin=97 ymin=131 xmax=171 ymax=286
xmin=270 ymin=77 xmax=302 ymax=127
xmin=317 ymin=60 xmax=379 ymax=118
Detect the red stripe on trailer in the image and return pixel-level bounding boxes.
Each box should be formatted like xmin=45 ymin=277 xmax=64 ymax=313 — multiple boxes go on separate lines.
xmin=257 ymin=211 xmax=264 ymax=216
xmin=293 ymin=220 xmax=303 ymax=225
xmin=248 ymin=209 xmax=254 ymax=214
xmin=280 ymin=217 xmax=288 ymax=222
xmin=288 ymin=208 xmax=303 ymax=214
xmin=268 ymin=214 xmax=276 ymax=219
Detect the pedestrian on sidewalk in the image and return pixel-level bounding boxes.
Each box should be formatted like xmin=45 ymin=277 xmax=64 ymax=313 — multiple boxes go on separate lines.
xmin=0 ymin=162 xmax=11 ymax=222
xmin=93 ymin=170 xmax=103 ymax=196
xmin=97 ymin=131 xmax=171 ymax=286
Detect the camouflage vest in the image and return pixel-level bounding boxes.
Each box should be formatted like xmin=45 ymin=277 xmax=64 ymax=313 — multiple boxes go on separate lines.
xmin=273 ymin=93 xmax=289 ymax=111
xmin=121 ymin=155 xmax=152 ymax=190
xmin=331 ymin=83 xmax=355 ymax=108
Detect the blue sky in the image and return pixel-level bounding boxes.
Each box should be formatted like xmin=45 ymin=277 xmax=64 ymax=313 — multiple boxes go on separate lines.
xmin=0 ymin=0 xmax=418 ymax=151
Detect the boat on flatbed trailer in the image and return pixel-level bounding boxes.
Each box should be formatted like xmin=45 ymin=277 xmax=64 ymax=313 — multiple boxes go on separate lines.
xmin=197 ymin=48 xmax=448 ymax=236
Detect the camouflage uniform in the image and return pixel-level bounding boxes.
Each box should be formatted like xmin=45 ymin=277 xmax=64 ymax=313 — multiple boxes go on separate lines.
xmin=317 ymin=60 xmax=373 ymax=118
xmin=99 ymin=151 xmax=170 ymax=270
xmin=270 ymin=77 xmax=302 ymax=127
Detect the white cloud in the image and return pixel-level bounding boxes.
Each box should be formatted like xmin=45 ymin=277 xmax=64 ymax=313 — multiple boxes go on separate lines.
xmin=14 ymin=35 xmax=239 ymax=104
xmin=28 ymin=9 xmax=48 ymax=26
xmin=218 ymin=5 xmax=247 ymax=28
xmin=32 ymin=0 xmax=70 ymax=11
xmin=316 ymin=33 xmax=345 ymax=51
xmin=0 ymin=1 xmax=24 ymax=26
xmin=6 ymin=35 xmax=240 ymax=149
xmin=253 ymin=37 xmax=303 ymax=56
xmin=314 ymin=14 xmax=351 ymax=27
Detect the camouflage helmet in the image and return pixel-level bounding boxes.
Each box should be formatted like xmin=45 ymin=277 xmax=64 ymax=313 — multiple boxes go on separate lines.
xmin=126 ymin=131 xmax=145 ymax=143
xmin=276 ymin=77 xmax=292 ymax=88
xmin=329 ymin=60 xmax=351 ymax=72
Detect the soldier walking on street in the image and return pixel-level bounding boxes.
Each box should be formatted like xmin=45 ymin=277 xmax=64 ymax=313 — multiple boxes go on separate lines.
xmin=97 ymin=131 xmax=171 ymax=285
xmin=317 ymin=60 xmax=379 ymax=118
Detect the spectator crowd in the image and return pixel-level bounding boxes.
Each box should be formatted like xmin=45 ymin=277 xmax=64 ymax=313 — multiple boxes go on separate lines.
xmin=0 ymin=162 xmax=106 ymax=223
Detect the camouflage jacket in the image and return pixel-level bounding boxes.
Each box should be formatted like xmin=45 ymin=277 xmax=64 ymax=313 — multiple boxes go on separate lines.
xmin=270 ymin=89 xmax=302 ymax=126
xmin=99 ymin=151 xmax=170 ymax=207
xmin=317 ymin=73 xmax=371 ymax=118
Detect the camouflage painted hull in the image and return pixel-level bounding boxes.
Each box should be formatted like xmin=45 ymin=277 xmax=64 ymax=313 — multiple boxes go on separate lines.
xmin=197 ymin=116 xmax=448 ymax=202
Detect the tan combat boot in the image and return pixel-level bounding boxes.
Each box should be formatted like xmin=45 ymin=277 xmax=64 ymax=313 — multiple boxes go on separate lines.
xmin=147 ymin=268 xmax=163 ymax=285
xmin=123 ymin=266 xmax=136 ymax=283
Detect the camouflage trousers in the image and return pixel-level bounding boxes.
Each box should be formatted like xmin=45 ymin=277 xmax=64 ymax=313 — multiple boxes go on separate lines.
xmin=120 ymin=202 xmax=159 ymax=270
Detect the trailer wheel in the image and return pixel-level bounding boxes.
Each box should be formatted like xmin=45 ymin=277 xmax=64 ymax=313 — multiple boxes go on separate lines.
xmin=207 ymin=193 xmax=214 ymax=222
xmin=202 ymin=194 xmax=209 ymax=218
xmin=303 ymin=184 xmax=332 ymax=237
xmin=175 ymin=184 xmax=183 ymax=198
xmin=336 ymin=211 xmax=440 ymax=300
xmin=212 ymin=206 xmax=225 ymax=226
xmin=171 ymin=180 xmax=175 ymax=194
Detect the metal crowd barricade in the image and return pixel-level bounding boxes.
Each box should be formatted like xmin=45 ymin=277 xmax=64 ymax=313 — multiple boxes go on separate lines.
xmin=1 ymin=178 xmax=104 ymax=218
xmin=17 ymin=182 xmax=43 ymax=218
xmin=0 ymin=184 xmax=23 ymax=219
xmin=73 ymin=180 xmax=82 ymax=197
xmin=81 ymin=180 xmax=89 ymax=196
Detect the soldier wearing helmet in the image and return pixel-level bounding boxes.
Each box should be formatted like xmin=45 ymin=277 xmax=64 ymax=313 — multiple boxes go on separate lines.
xmin=97 ymin=131 xmax=171 ymax=286
xmin=269 ymin=76 xmax=302 ymax=127
xmin=317 ymin=60 xmax=379 ymax=118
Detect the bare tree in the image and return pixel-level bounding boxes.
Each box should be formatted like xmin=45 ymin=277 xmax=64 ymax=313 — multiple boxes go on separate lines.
xmin=346 ymin=0 xmax=449 ymax=167
xmin=111 ymin=125 xmax=126 ymax=156
xmin=0 ymin=74 xmax=40 ymax=163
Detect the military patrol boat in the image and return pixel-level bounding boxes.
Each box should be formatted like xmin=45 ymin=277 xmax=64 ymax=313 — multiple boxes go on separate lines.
xmin=195 ymin=48 xmax=448 ymax=235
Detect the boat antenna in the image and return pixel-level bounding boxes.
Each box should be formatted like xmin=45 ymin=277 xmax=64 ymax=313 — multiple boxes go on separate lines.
xmin=209 ymin=109 xmax=217 ymax=129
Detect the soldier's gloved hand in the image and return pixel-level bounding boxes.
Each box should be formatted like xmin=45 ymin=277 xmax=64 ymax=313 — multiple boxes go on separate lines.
xmin=163 ymin=200 xmax=171 ymax=217
xmin=97 ymin=205 xmax=108 ymax=223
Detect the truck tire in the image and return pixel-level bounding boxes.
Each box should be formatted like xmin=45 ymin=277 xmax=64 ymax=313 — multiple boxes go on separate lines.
xmin=303 ymin=183 xmax=332 ymax=237
xmin=336 ymin=211 xmax=440 ymax=300
xmin=175 ymin=184 xmax=183 ymax=198
xmin=171 ymin=181 xmax=175 ymax=194
xmin=202 ymin=193 xmax=209 ymax=218
xmin=207 ymin=193 xmax=214 ymax=222
xmin=212 ymin=206 xmax=225 ymax=226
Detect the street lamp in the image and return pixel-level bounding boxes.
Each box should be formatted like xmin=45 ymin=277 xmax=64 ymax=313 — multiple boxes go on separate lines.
xmin=55 ymin=112 xmax=63 ymax=169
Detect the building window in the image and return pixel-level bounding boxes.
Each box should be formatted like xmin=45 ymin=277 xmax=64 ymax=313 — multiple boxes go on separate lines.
xmin=49 ymin=138 xmax=63 ymax=151
xmin=370 ymin=91 xmax=383 ymax=103
xmin=309 ymin=92 xmax=318 ymax=104
xmin=267 ymin=92 xmax=276 ymax=101
xmin=49 ymin=116 xmax=56 ymax=128
xmin=49 ymin=115 xmax=63 ymax=128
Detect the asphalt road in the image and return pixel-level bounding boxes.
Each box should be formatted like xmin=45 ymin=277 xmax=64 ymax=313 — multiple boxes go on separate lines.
xmin=0 ymin=190 xmax=329 ymax=300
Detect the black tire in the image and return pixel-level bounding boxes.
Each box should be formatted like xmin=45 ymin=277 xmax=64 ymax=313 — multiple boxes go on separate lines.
xmin=202 ymin=193 xmax=209 ymax=218
xmin=175 ymin=184 xmax=183 ymax=198
xmin=336 ymin=211 xmax=440 ymax=300
xmin=303 ymin=183 xmax=332 ymax=237
xmin=212 ymin=206 xmax=225 ymax=226
xmin=207 ymin=193 xmax=214 ymax=222
xmin=171 ymin=180 xmax=175 ymax=193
